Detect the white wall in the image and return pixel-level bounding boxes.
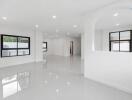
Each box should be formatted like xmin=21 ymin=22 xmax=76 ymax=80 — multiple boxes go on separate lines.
xmin=102 ymin=30 xmax=109 ymax=51
xmin=43 ymin=36 xmax=81 ymax=57
xmin=81 ymin=34 xmax=84 ymax=59
xmin=43 ymin=38 xmax=64 ymax=56
xmin=95 ymin=30 xmax=103 ymax=51
xmin=0 ymin=26 xmax=43 ymax=68
xmin=95 ymin=26 xmax=132 ymax=51
xmin=103 ymin=28 xmax=132 ymax=51
xmin=35 ymin=30 xmax=43 ymax=62
xmin=85 ymin=51 xmax=132 ymax=93
xmin=84 ymin=14 xmax=132 ymax=94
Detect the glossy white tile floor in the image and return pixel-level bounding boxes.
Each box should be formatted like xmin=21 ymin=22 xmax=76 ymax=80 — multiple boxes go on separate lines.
xmin=0 ymin=56 xmax=132 ymax=100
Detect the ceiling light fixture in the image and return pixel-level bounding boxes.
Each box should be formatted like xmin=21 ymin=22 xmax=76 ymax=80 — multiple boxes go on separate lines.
xmin=56 ymin=29 xmax=59 ymax=33
xmin=114 ymin=13 xmax=119 ymax=17
xmin=2 ymin=17 xmax=7 ymax=20
xmin=35 ymin=24 xmax=39 ymax=28
xmin=56 ymin=89 xmax=60 ymax=93
xmin=55 ymin=75 xmax=59 ymax=79
xmin=66 ymin=81 xmax=71 ymax=86
xmin=116 ymin=24 xmax=120 ymax=26
xmin=44 ymin=80 xmax=48 ymax=84
xmin=49 ymin=72 xmax=53 ymax=75
xmin=52 ymin=15 xmax=57 ymax=19
xmin=73 ymin=25 xmax=78 ymax=28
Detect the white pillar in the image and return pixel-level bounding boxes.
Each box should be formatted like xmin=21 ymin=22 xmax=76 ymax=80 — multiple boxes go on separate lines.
xmin=35 ymin=30 xmax=43 ymax=62
xmin=84 ymin=14 xmax=97 ymax=76
xmin=81 ymin=33 xmax=84 ymax=60
xmin=0 ymin=83 xmax=2 ymax=99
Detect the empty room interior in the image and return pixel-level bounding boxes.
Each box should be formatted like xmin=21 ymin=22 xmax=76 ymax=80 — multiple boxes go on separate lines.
xmin=0 ymin=0 xmax=132 ymax=100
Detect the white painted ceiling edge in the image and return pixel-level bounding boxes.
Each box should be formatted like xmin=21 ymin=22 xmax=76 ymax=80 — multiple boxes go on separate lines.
xmin=94 ymin=0 xmax=132 ymax=31
xmin=0 ymin=0 xmax=121 ymax=37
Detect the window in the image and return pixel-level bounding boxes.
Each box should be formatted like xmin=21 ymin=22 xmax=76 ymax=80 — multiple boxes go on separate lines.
xmin=43 ymin=42 xmax=47 ymax=52
xmin=1 ymin=35 xmax=30 ymax=57
xmin=109 ymin=30 xmax=132 ymax=52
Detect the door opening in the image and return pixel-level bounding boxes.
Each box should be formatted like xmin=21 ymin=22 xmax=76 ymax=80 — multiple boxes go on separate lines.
xmin=70 ymin=41 xmax=74 ymax=56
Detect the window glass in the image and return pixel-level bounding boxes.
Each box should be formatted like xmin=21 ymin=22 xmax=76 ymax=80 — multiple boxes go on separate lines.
xmin=120 ymin=31 xmax=130 ymax=40
xmin=3 ymin=36 xmax=17 ymax=48
xmin=2 ymin=50 xmax=17 ymax=57
xmin=43 ymin=43 xmax=47 ymax=48
xmin=43 ymin=48 xmax=47 ymax=52
xmin=18 ymin=49 xmax=29 ymax=55
xmin=43 ymin=42 xmax=47 ymax=48
xmin=111 ymin=41 xmax=119 ymax=51
xmin=120 ymin=41 xmax=129 ymax=51
xmin=110 ymin=31 xmax=131 ymax=52
xmin=18 ymin=37 xmax=29 ymax=48
xmin=110 ymin=32 xmax=119 ymax=40
xmin=43 ymin=42 xmax=47 ymax=52
xmin=1 ymin=35 xmax=30 ymax=57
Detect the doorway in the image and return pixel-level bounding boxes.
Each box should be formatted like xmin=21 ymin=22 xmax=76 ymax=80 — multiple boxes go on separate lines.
xmin=70 ymin=41 xmax=74 ymax=56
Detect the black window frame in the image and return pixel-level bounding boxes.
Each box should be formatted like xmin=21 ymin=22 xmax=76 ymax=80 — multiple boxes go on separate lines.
xmin=109 ymin=30 xmax=132 ymax=52
xmin=1 ymin=34 xmax=30 ymax=57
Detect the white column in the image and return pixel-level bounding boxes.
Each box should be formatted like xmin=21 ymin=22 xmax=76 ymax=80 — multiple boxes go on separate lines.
xmin=0 ymin=83 xmax=2 ymax=99
xmin=35 ymin=30 xmax=43 ymax=62
xmin=84 ymin=15 xmax=97 ymax=52
xmin=84 ymin=14 xmax=97 ymax=76
xmin=81 ymin=33 xmax=84 ymax=60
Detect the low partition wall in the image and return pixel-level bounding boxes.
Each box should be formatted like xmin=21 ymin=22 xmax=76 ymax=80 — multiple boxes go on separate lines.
xmin=84 ymin=51 xmax=132 ymax=94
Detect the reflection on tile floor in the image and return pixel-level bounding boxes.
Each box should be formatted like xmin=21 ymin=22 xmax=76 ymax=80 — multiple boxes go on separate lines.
xmin=0 ymin=56 xmax=131 ymax=100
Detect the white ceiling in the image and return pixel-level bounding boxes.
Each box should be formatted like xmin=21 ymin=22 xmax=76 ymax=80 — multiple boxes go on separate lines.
xmin=96 ymin=1 xmax=132 ymax=31
xmin=0 ymin=0 xmax=119 ymax=36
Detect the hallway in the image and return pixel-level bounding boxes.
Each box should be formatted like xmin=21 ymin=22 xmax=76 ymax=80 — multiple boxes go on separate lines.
xmin=0 ymin=56 xmax=131 ymax=100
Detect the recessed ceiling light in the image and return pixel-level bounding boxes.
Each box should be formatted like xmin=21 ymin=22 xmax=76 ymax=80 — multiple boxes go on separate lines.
xmin=73 ymin=25 xmax=78 ymax=28
xmin=35 ymin=24 xmax=39 ymax=28
xmin=2 ymin=17 xmax=7 ymax=20
xmin=44 ymin=80 xmax=48 ymax=84
xmin=52 ymin=15 xmax=57 ymax=19
xmin=114 ymin=13 xmax=119 ymax=17
xmin=56 ymin=29 xmax=59 ymax=33
xmin=55 ymin=75 xmax=59 ymax=79
xmin=66 ymin=81 xmax=71 ymax=86
xmin=56 ymin=89 xmax=60 ymax=93
xmin=49 ymin=72 xmax=53 ymax=75
xmin=116 ymin=24 xmax=120 ymax=26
